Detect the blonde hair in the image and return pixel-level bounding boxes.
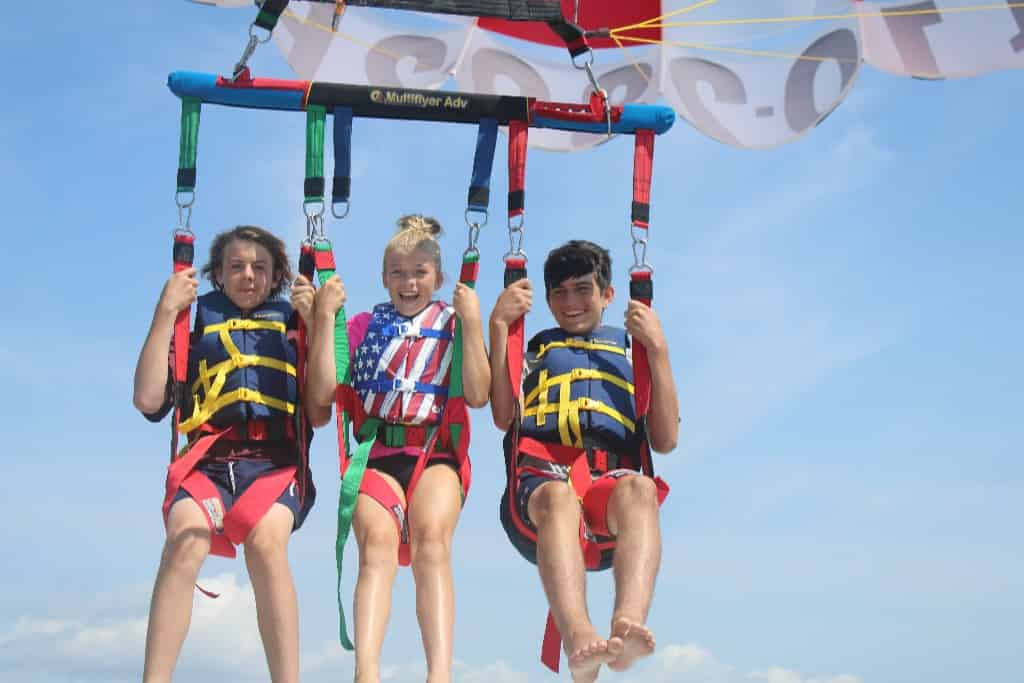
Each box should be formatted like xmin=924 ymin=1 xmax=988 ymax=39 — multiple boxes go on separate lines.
xmin=383 ymin=214 xmax=443 ymax=273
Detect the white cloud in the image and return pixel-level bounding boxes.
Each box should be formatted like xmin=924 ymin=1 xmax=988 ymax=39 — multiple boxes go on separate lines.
xmin=0 ymin=584 xmax=862 ymax=683
xmin=749 ymin=667 xmax=862 ymax=683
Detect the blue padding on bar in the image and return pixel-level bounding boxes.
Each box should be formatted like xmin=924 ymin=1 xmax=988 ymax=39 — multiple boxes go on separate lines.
xmin=468 ymin=118 xmax=498 ymax=211
xmin=533 ymin=104 xmax=675 ymax=136
xmin=333 ymin=107 xmax=353 ymax=204
xmin=167 ymin=71 xmax=305 ymax=112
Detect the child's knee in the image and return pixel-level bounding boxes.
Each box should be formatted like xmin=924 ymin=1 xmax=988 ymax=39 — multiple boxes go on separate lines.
xmin=162 ymin=526 xmax=211 ymax=571
xmin=529 ymin=482 xmax=579 ymax=527
xmin=610 ymin=475 xmax=659 ymax=511
xmin=410 ymin=531 xmax=451 ymax=571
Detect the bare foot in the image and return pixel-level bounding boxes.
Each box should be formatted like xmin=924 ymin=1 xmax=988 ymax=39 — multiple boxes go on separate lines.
xmin=607 ymin=617 xmax=655 ymax=672
xmin=566 ymin=632 xmax=622 ymax=683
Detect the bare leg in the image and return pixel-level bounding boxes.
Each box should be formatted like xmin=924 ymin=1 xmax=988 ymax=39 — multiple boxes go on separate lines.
xmin=352 ymin=474 xmax=404 ymax=683
xmin=407 ymin=465 xmax=463 ymax=683
xmin=143 ymin=498 xmax=212 ymax=683
xmin=528 ymin=481 xmax=620 ymax=683
xmin=244 ymin=503 xmax=300 ymax=683
xmin=604 ymin=475 xmax=661 ymax=672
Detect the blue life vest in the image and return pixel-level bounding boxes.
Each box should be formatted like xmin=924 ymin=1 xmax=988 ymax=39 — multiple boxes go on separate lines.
xmin=519 ymin=326 xmax=640 ymax=456
xmin=352 ymin=301 xmax=455 ymax=427
xmin=178 ymin=291 xmax=297 ymax=431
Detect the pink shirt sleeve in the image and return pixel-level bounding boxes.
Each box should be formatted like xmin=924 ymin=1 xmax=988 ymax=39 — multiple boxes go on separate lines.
xmin=347 ymin=312 xmax=372 ymax=364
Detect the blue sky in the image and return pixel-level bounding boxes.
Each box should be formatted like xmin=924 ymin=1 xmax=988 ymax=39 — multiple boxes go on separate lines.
xmin=1 ymin=3 xmax=1021 ymax=682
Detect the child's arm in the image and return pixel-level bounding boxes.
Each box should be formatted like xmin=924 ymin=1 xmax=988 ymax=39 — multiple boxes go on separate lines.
xmin=452 ymin=283 xmax=491 ymax=408
xmin=133 ymin=268 xmax=198 ymax=415
xmin=625 ymin=300 xmax=680 ymax=453
xmin=488 ymin=278 xmax=533 ymax=431
xmin=302 ymin=274 xmax=346 ymax=426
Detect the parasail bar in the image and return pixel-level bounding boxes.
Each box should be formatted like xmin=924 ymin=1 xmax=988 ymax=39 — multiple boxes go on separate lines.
xmin=167 ymin=71 xmax=674 ymax=136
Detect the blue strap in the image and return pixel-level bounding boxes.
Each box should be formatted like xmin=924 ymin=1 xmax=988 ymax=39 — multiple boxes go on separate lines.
xmin=379 ymin=323 xmax=453 ymax=340
xmin=354 ymin=380 xmax=449 ymax=397
xmin=332 ymin=107 xmax=353 ymax=207
xmin=467 ymin=118 xmax=498 ymax=212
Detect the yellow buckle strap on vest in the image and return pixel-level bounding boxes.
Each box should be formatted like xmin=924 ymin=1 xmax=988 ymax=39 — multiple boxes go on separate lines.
xmin=191 ymin=355 xmax=296 ymax=394
xmin=178 ymin=386 xmax=296 ymax=434
xmin=203 ymin=319 xmax=287 ymax=335
xmin=535 ymin=369 xmax=549 ymax=426
xmin=536 ymin=338 xmax=627 ymax=360
xmin=523 ymin=369 xmax=635 ymax=409
xmin=523 ymin=397 xmax=636 ymax=448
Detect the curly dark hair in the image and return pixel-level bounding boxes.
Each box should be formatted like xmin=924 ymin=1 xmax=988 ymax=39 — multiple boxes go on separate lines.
xmin=543 ymin=240 xmax=612 ymax=297
xmin=201 ymin=225 xmax=293 ymax=299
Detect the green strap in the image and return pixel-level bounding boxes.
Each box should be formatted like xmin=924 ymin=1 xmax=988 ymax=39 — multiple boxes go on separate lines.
xmin=316 ymin=240 xmax=365 ymax=651
xmin=446 ymin=251 xmax=480 ymax=456
xmin=306 ymin=106 xmax=326 ymax=203
xmin=177 ymin=97 xmax=201 ymax=193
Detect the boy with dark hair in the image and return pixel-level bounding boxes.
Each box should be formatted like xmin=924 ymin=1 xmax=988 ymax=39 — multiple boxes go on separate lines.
xmin=489 ymin=240 xmax=679 ymax=683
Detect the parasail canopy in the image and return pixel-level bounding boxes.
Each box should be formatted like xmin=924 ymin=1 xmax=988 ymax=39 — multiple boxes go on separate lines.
xmin=190 ymin=1 xmax=1024 ymax=150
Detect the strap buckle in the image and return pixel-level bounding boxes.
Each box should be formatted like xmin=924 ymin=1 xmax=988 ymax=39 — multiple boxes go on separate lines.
xmin=392 ymin=377 xmax=416 ymax=393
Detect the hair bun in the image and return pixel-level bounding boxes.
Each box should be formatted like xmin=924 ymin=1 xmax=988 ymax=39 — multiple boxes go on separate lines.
xmin=397 ymin=214 xmax=442 ymax=237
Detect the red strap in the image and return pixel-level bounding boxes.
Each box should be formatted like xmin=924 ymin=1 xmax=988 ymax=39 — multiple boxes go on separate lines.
xmin=459 ymin=259 xmax=479 ymax=285
xmin=163 ymin=431 xmax=227 ymax=523
xmin=171 ymin=233 xmax=195 ymax=457
xmin=508 ymin=120 xmax=528 ymax=219
xmin=629 ymin=271 xmax=653 ymax=419
xmin=632 ymin=130 xmax=654 ymax=229
xmin=541 ymin=611 xmax=562 ymax=672
xmin=222 ymin=465 xmax=297 ymax=546
xmin=357 ymin=468 xmax=410 ymax=563
xmin=314 ymin=247 xmax=337 ymax=273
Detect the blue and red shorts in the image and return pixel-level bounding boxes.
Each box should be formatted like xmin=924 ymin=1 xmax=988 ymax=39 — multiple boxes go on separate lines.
xmin=170 ymin=441 xmax=315 ymax=531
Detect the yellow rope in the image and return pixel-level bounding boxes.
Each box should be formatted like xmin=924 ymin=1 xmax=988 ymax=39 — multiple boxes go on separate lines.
xmin=281 ymin=7 xmax=402 ymax=61
xmin=611 ymin=32 xmax=656 ymax=89
xmin=610 ymin=34 xmax=860 ymax=64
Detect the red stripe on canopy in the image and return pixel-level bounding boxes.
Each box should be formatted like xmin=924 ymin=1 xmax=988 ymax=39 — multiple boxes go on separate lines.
xmin=478 ymin=0 xmax=662 ymax=49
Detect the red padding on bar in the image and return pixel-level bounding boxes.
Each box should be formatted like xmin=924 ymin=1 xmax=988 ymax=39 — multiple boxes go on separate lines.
xmin=216 ymin=68 xmax=309 ymax=92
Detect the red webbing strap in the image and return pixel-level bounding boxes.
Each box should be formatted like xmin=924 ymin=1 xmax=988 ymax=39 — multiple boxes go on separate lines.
xmin=503 ymin=258 xmax=527 ymax=394
xmin=541 ymin=613 xmax=562 ymax=674
xmin=294 ymin=243 xmax=316 ymax=506
xmin=162 ymin=430 xmax=227 ymax=524
xmin=631 ymin=130 xmax=654 ymax=230
xmin=507 ymin=120 xmax=528 ymax=220
xmin=630 ymin=270 xmax=655 ymax=478
xmin=221 ymin=465 xmax=297 ymax=546
xmin=170 ymin=233 xmax=195 ymax=459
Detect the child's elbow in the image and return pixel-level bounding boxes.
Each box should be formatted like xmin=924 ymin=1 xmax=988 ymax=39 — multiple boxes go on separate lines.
xmin=133 ymin=391 xmax=161 ymax=416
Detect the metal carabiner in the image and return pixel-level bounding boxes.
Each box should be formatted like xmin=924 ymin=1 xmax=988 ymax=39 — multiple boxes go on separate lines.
xmin=231 ymin=22 xmax=273 ymax=81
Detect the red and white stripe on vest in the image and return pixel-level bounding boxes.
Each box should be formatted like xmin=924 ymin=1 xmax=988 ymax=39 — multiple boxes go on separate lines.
xmin=351 ymin=301 xmax=456 ymax=426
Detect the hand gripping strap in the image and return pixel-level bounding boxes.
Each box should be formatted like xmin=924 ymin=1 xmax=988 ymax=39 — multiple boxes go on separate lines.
xmin=631 ymin=129 xmax=654 ymax=229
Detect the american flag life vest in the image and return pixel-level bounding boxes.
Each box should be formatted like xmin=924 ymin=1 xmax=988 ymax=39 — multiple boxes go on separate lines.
xmin=351 ymin=301 xmax=456 ymax=426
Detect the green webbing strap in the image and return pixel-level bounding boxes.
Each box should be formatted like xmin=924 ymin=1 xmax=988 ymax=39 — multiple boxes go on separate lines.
xmin=447 ymin=251 xmax=480 ymax=452
xmin=177 ymin=97 xmax=201 ymax=193
xmin=315 ymin=240 xmax=365 ymax=651
xmin=305 ymin=106 xmax=326 ymax=203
